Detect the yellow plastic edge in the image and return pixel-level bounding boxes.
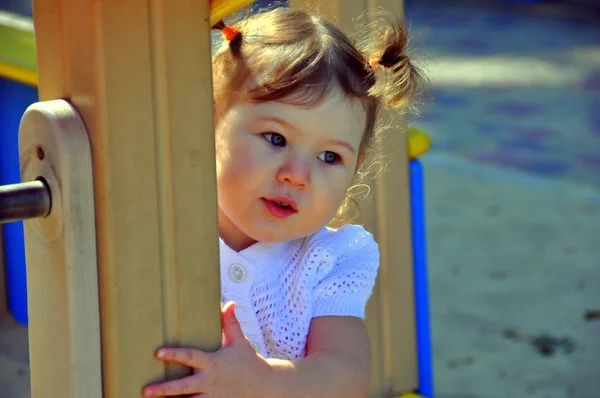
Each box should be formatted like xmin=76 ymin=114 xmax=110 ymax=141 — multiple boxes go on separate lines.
xmin=408 ymin=127 xmax=431 ymax=159
xmin=0 ymin=60 xmax=37 ymax=86
xmin=209 ymin=0 xmax=256 ymax=27
xmin=0 ymin=9 xmax=36 ymax=83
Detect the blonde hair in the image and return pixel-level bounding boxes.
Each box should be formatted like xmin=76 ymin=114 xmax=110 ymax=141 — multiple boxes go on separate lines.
xmin=212 ymin=7 xmax=426 ymax=227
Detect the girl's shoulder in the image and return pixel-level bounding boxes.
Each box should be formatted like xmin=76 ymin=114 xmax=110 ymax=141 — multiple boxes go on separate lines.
xmin=310 ymin=223 xmax=377 ymax=245
xmin=302 ymin=223 xmax=379 ymax=263
xmin=306 ymin=224 xmax=380 ymax=319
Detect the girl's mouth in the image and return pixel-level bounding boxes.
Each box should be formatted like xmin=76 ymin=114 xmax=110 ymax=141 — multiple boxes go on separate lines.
xmin=262 ymin=197 xmax=298 ymax=218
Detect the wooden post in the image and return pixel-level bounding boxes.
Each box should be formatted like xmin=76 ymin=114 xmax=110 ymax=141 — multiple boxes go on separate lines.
xmin=30 ymin=0 xmax=222 ymax=396
xmin=288 ymin=1 xmax=417 ymax=396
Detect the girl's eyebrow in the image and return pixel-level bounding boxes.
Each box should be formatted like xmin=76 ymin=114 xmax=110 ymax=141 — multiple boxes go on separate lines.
xmin=257 ymin=116 xmax=295 ymax=131
xmin=324 ymin=139 xmax=356 ymax=155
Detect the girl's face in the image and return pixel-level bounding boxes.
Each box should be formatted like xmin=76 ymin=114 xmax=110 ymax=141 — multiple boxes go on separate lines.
xmin=214 ymin=87 xmax=367 ymax=251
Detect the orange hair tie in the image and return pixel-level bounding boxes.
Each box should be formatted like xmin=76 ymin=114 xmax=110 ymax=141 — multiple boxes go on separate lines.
xmin=222 ymin=25 xmax=240 ymax=41
xmin=369 ymin=58 xmax=380 ymax=70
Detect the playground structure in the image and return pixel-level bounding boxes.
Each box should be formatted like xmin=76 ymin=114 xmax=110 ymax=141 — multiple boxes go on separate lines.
xmin=0 ymin=0 xmax=433 ymax=397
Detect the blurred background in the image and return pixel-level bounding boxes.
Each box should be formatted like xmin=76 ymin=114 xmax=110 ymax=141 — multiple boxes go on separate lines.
xmin=1 ymin=0 xmax=599 ymax=397
xmin=404 ymin=1 xmax=600 ymax=397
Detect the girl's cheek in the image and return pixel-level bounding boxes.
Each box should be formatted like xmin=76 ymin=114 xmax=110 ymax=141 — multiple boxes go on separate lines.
xmin=230 ymin=144 xmax=269 ymax=172
xmin=317 ymin=170 xmax=347 ymax=198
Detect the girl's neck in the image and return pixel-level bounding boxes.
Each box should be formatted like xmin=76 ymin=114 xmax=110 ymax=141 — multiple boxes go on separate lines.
xmin=218 ymin=207 xmax=258 ymax=252
xmin=220 ymin=233 xmax=258 ymax=252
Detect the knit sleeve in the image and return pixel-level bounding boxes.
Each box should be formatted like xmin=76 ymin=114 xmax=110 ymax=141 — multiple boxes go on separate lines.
xmin=312 ymin=225 xmax=380 ymax=319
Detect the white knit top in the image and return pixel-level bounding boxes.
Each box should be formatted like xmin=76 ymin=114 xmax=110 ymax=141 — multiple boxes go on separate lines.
xmin=220 ymin=224 xmax=380 ymax=360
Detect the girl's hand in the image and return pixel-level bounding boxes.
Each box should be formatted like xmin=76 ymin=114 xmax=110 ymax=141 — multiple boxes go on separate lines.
xmin=142 ymin=301 xmax=271 ymax=398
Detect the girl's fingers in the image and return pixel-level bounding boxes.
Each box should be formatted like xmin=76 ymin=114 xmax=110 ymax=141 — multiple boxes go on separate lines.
xmin=142 ymin=373 xmax=202 ymax=397
xmin=155 ymin=347 xmax=211 ymax=369
xmin=142 ymin=347 xmax=212 ymax=396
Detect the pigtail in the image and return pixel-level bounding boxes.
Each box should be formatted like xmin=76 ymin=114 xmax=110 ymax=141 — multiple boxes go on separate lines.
xmin=358 ymin=14 xmax=426 ymax=114
xmin=212 ymin=20 xmax=243 ymax=54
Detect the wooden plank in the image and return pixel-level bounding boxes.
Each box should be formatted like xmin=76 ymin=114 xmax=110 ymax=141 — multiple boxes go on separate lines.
xmin=30 ymin=0 xmax=222 ymax=396
xmin=366 ymin=0 xmax=418 ymax=389
xmin=373 ymin=117 xmax=418 ymax=394
xmin=19 ymin=99 xmax=103 ymax=398
xmin=0 ymin=228 xmax=6 ymax=317
xmin=289 ymin=0 xmax=417 ymax=395
xmin=359 ymin=177 xmax=386 ymax=396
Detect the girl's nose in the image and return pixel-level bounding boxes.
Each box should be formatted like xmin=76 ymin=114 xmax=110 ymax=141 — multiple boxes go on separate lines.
xmin=275 ymin=154 xmax=310 ymax=189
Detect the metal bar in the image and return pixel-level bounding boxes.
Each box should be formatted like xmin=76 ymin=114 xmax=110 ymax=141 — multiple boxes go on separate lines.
xmin=0 ymin=180 xmax=51 ymax=224
xmin=409 ymin=159 xmax=434 ymax=398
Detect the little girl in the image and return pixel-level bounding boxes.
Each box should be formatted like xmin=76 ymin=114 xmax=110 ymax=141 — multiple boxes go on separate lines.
xmin=142 ymin=6 xmax=424 ymax=398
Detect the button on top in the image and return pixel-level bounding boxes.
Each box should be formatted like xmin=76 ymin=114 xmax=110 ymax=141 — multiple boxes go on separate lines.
xmin=228 ymin=263 xmax=247 ymax=283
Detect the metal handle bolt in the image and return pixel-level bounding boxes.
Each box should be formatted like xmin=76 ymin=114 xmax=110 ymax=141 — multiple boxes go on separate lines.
xmin=0 ymin=180 xmax=52 ymax=224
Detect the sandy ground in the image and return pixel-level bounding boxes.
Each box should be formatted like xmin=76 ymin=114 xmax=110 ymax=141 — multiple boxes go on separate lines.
xmin=423 ymin=154 xmax=600 ymax=397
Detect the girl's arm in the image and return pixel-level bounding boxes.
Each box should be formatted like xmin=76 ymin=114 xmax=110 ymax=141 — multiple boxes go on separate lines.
xmin=265 ymin=316 xmax=372 ymax=398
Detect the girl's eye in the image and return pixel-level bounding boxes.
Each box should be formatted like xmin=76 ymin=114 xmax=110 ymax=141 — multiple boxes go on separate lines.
xmin=318 ymin=151 xmax=341 ymax=164
xmin=263 ymin=132 xmax=286 ymax=147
